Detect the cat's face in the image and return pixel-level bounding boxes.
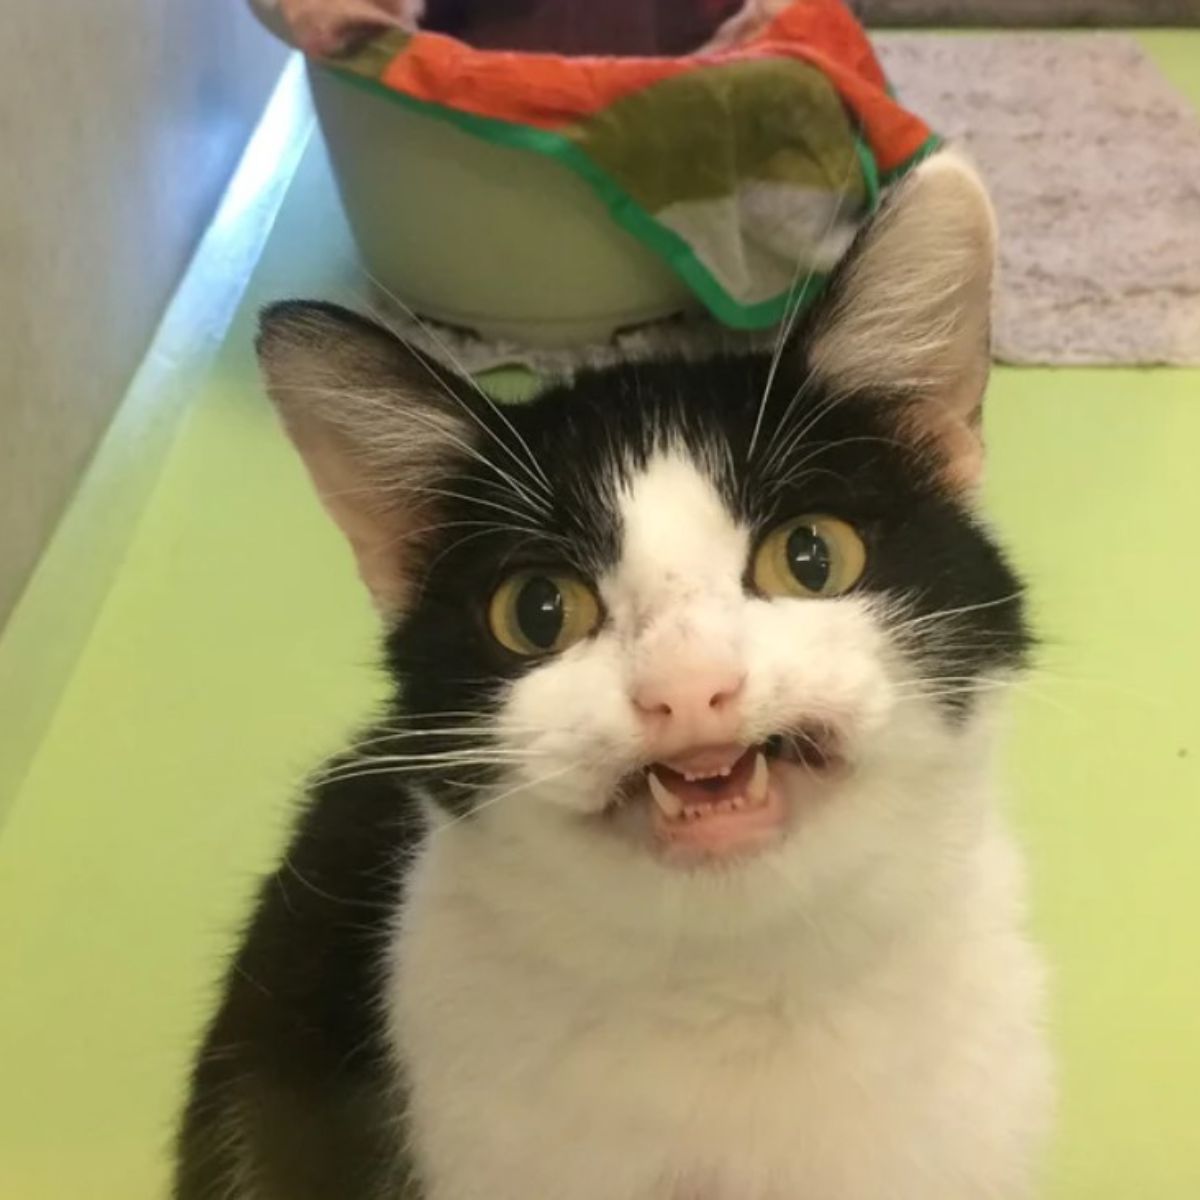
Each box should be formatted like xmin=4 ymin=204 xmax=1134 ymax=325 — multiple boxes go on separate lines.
xmin=259 ymin=152 xmax=1027 ymax=890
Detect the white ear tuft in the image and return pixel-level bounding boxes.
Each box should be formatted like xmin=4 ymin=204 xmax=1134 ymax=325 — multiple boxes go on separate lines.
xmin=257 ymin=302 xmax=475 ymax=614
xmin=808 ymin=149 xmax=997 ymax=488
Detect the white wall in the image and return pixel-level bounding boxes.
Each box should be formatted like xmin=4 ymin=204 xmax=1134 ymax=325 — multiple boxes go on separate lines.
xmin=0 ymin=1 xmax=286 ymax=624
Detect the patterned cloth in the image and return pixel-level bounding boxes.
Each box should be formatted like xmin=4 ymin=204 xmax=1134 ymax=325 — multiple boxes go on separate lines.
xmin=274 ymin=1 xmax=744 ymax=56
xmin=267 ymin=0 xmax=936 ymax=328
xmin=271 ymin=0 xmax=416 ymax=57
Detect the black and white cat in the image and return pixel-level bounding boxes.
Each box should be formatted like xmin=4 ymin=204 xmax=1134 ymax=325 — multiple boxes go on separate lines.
xmin=176 ymin=151 xmax=1052 ymax=1200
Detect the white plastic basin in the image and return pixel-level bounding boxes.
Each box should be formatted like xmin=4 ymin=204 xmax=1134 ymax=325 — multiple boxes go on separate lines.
xmin=249 ymin=1 xmax=698 ymax=345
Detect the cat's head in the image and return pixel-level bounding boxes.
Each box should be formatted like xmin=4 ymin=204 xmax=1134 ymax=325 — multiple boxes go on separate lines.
xmin=258 ymin=152 xmax=1028 ymax=906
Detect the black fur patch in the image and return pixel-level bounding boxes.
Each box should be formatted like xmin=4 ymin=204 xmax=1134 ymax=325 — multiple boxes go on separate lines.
xmin=175 ymin=765 xmax=421 ymax=1199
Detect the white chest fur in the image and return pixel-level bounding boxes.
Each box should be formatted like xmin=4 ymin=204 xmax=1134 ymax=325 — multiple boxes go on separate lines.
xmin=386 ymin=812 xmax=1051 ymax=1200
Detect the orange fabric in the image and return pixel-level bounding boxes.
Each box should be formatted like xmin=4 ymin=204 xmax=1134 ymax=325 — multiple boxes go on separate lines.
xmin=752 ymin=0 xmax=927 ymax=172
xmin=380 ymin=35 xmax=710 ymax=129
xmin=377 ymin=0 xmax=930 ymax=171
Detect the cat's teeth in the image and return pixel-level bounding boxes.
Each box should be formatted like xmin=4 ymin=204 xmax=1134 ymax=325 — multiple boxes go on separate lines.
xmin=746 ymin=751 xmax=769 ymax=808
xmin=647 ymin=770 xmax=683 ymax=818
xmin=682 ymin=766 xmax=731 ymax=782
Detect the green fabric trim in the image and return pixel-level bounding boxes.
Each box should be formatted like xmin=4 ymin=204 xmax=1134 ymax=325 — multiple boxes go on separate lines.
xmin=855 ymin=137 xmax=881 ymax=210
xmin=322 ymin=66 xmax=930 ymax=331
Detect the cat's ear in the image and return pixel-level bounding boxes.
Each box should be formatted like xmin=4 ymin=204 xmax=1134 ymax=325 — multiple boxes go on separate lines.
xmin=807 ymin=150 xmax=996 ymax=489
xmin=256 ymin=301 xmax=474 ymax=615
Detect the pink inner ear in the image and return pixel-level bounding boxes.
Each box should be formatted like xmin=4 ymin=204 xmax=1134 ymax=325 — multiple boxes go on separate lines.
xmin=903 ymin=392 xmax=986 ymax=493
xmin=934 ymin=419 xmax=985 ymax=492
xmin=280 ymin=409 xmax=414 ymax=614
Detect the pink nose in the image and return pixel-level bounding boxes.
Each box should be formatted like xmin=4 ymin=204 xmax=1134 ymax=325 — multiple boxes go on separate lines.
xmin=633 ymin=667 xmax=746 ymax=749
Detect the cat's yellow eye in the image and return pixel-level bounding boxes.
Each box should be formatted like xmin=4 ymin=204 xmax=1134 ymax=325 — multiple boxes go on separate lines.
xmin=488 ymin=571 xmax=601 ymax=657
xmin=752 ymin=515 xmax=866 ymax=599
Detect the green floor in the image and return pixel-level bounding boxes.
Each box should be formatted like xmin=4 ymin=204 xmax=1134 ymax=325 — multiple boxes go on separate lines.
xmin=2 ymin=32 xmax=1199 ymax=1200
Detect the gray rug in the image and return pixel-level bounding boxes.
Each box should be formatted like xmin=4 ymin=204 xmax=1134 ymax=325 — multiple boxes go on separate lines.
xmin=856 ymin=1 xmax=1200 ymax=24
xmin=877 ymin=33 xmax=1200 ymax=365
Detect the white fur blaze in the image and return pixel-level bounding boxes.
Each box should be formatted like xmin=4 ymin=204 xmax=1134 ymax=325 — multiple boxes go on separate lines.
xmin=389 ymin=445 xmax=1050 ymax=1200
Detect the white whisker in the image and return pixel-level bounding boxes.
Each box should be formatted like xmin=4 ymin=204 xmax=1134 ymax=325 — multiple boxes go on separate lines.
xmin=358 ymin=272 xmax=554 ymax=499
xmin=752 ymin=151 xmax=866 ymax=468
xmin=426 ymin=761 xmax=587 ymax=840
xmin=895 ymin=594 xmax=1024 ymax=631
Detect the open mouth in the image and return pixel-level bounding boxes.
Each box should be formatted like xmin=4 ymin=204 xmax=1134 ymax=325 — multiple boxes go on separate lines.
xmin=632 ymin=728 xmax=842 ymax=860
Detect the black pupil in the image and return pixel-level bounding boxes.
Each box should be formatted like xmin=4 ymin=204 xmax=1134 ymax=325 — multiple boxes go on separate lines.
xmin=786 ymin=525 xmax=831 ymax=591
xmin=516 ymin=576 xmax=565 ymax=649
